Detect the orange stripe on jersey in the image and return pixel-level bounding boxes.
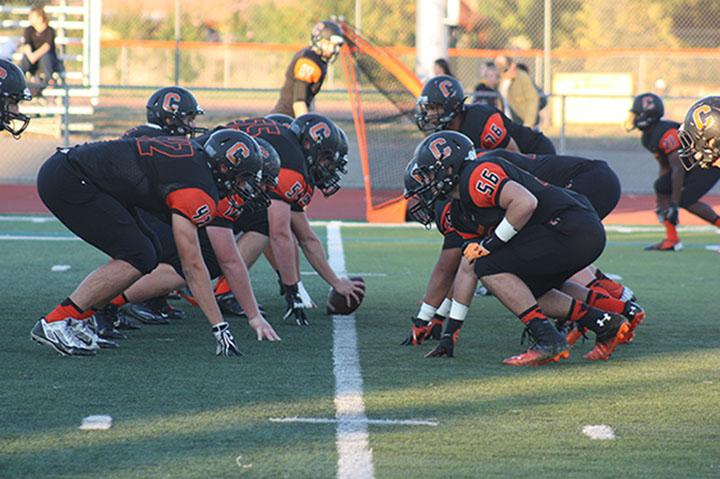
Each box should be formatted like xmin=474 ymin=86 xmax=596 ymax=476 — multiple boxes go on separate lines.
xmin=294 ymin=58 xmax=323 ymax=83
xmin=274 ymin=168 xmax=308 ymax=203
xmin=467 ymin=162 xmax=509 ymax=208
xmin=456 ymin=230 xmax=483 ymax=240
xmin=480 ymin=112 xmax=508 ymax=149
xmin=659 ymin=128 xmax=681 ymax=155
xmin=165 ymin=188 xmax=217 ymax=227
xmin=216 ymin=194 xmax=245 ymax=222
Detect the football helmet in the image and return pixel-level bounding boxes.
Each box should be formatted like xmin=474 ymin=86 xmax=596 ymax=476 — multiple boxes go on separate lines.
xmin=290 ymin=113 xmax=347 ymax=197
xmin=310 ymin=20 xmax=344 ymax=63
xmin=253 ymin=137 xmax=281 ymax=208
xmin=626 ymin=92 xmax=663 ymax=131
xmin=679 ymin=96 xmax=720 ymax=170
xmin=403 ymin=160 xmax=434 ymax=227
xmin=409 ymin=131 xmax=476 ymax=208
xmin=146 ymin=86 xmax=205 ymax=136
xmin=0 ymin=59 xmax=32 ymax=138
xmin=203 ymin=129 xmax=263 ymax=202
xmin=265 ymin=113 xmax=294 ymax=127
xmin=415 ymin=75 xmax=466 ymax=132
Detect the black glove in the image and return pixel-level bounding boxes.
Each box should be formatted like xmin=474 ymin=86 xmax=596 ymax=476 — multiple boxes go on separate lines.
xmin=283 ymin=283 xmax=309 ymax=326
xmin=401 ymin=317 xmax=433 ymax=346
xmin=664 ymin=204 xmax=679 ymax=225
xmin=212 ymin=321 xmax=243 ymax=357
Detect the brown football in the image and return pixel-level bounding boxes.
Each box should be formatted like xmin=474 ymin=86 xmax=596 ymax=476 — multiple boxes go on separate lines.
xmin=326 ymin=276 xmax=365 ymax=315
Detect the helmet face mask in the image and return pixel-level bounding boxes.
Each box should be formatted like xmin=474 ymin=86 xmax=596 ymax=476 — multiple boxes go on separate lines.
xmin=626 ymin=93 xmax=663 ymax=131
xmin=403 ymin=160 xmax=434 ymax=228
xmin=311 ymin=20 xmax=344 ymax=63
xmin=415 ymin=76 xmax=466 ymax=132
xmin=0 ymin=59 xmax=32 ymax=138
xmin=252 ymin=137 xmax=281 ymax=210
xmin=678 ymin=96 xmax=720 ymax=171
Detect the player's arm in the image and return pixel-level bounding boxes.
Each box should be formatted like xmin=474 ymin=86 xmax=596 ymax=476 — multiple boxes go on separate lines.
xmin=291 ymin=210 xmax=363 ymax=303
xmin=206 ymin=225 xmax=280 ymax=341
xmin=172 ymin=214 xmax=223 ymax=326
xmin=268 ymin=199 xmax=299 ymax=285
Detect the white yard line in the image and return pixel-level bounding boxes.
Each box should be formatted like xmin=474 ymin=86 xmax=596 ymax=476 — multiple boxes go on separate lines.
xmin=327 ymin=221 xmax=375 ymax=479
xmin=0 ymin=235 xmax=79 ymax=241
xmin=270 ymin=417 xmax=438 ymax=427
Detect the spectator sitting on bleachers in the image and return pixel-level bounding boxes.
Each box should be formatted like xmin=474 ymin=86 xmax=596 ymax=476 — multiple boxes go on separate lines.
xmin=473 ymin=61 xmax=504 ymax=111
xmin=433 ymin=58 xmax=453 ymax=77
xmin=20 ymin=6 xmax=60 ymax=95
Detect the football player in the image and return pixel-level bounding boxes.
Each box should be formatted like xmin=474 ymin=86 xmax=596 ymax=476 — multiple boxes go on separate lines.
xmin=407 ymin=131 xmax=632 ymax=365
xmin=0 ymin=59 xmax=32 ymax=137
xmin=100 ymin=138 xmax=282 ymax=342
xmin=627 ymin=93 xmax=720 ymax=251
xmin=124 ymin=86 xmax=206 ymax=138
xmin=678 ymin=96 xmax=720 ymax=170
xmin=272 ymin=20 xmax=344 ymax=118
xmin=31 ymin=130 xmax=263 ymax=357
xmin=416 ymin=75 xmax=556 ymax=155
xmin=196 ymin=114 xmax=363 ymax=325
xmin=403 ymin=150 xmax=643 ymax=348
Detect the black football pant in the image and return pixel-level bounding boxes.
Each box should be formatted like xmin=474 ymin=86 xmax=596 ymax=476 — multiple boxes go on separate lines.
xmin=567 ymin=161 xmax=621 ymax=219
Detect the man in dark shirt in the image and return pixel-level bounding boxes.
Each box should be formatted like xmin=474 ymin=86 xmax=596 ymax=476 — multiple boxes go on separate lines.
xmin=20 ymin=7 xmax=59 ymax=91
xmin=272 ymin=20 xmax=344 ymax=118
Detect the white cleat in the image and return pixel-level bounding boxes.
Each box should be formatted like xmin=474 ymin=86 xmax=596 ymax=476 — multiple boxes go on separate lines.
xmin=31 ymin=318 xmax=96 ymax=356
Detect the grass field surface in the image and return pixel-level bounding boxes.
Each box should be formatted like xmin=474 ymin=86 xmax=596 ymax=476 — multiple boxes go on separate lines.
xmin=1 ymin=216 xmax=719 ymax=478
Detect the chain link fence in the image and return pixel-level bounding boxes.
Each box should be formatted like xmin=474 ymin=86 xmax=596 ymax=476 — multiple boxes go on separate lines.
xmin=1 ymin=0 xmax=719 ymax=196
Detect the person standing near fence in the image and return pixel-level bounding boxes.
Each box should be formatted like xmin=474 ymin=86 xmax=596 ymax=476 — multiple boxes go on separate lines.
xmin=272 ymin=20 xmax=344 ymax=118
xmin=20 ymin=6 xmax=60 ymax=95
xmin=473 ymin=61 xmax=504 ymax=111
xmin=494 ymin=55 xmax=540 ymax=129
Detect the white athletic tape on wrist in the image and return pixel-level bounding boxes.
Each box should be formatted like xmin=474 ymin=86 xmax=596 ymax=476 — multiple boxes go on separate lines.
xmin=449 ymin=300 xmax=469 ymax=321
xmin=417 ymin=302 xmax=437 ymax=321
xmin=495 ymin=217 xmax=518 ymax=242
xmin=436 ymin=298 xmax=452 ymax=317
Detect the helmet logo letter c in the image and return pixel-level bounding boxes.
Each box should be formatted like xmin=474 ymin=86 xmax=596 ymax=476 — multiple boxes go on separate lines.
xmin=428 ymin=138 xmax=451 ymax=160
xmin=226 ymin=141 xmax=250 ymax=164
xmin=309 ymin=122 xmax=331 ymax=142
xmin=692 ymin=105 xmax=714 ymax=130
xmin=162 ymin=92 xmax=182 ymax=113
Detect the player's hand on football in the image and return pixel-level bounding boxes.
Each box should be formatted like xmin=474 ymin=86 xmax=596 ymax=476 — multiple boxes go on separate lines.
xmin=401 ymin=318 xmax=433 ymax=346
xmin=283 ymin=283 xmax=310 ymax=326
xmin=333 ymin=278 xmax=365 ymax=308
xmin=212 ymin=321 xmax=243 ymax=357
xmin=248 ymin=315 xmax=281 ymax=341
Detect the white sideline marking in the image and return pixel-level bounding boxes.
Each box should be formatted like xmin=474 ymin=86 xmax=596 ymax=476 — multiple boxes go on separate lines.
xmin=327 ymin=221 xmax=375 ymax=479
xmin=582 ymin=424 xmax=616 ymax=440
xmin=79 ymin=415 xmax=112 ymax=430
xmin=0 ymin=234 xmax=79 ymax=241
xmin=0 ymin=215 xmax=57 ymax=223
xmin=270 ymin=417 xmax=438 ymax=427
xmin=51 ymin=264 xmax=71 ymax=272
xmin=301 ymin=271 xmax=387 ymax=277
xmin=705 ymin=245 xmax=720 ymax=252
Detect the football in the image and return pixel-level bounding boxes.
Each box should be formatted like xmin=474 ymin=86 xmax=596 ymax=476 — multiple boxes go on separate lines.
xmin=326 ymin=276 xmax=365 ymax=315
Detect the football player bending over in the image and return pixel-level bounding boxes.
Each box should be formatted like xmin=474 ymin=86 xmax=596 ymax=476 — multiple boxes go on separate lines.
xmin=405 ymin=132 xmax=633 ymax=365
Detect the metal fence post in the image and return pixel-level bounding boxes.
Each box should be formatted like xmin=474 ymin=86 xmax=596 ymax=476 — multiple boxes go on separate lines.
xmin=174 ymin=0 xmax=180 ymax=85
xmin=559 ymin=94 xmax=566 ymax=154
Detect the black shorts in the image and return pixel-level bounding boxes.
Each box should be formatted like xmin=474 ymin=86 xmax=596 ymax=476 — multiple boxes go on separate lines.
xmin=654 ymin=167 xmax=720 ymax=207
xmin=567 ymin=161 xmax=621 ymax=219
xmin=139 ymin=210 xmax=223 ymax=280
xmin=232 ymin=205 xmax=269 ymax=236
xmin=528 ymin=134 xmax=556 ymax=155
xmin=442 ymin=231 xmax=465 ymax=250
xmin=37 ymin=152 xmax=161 ymax=274
xmin=473 ymin=207 xmax=606 ymax=298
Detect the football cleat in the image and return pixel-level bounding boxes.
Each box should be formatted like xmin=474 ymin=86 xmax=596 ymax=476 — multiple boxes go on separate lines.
xmin=584 ymin=314 xmax=632 ymax=361
xmin=122 ymin=303 xmax=170 ymax=325
xmin=216 ymin=293 xmax=266 ymax=318
xmin=401 ymin=318 xmax=433 ymax=346
xmin=31 ymin=318 xmax=96 ymax=356
xmin=143 ymin=296 xmax=185 ymax=320
xmin=425 ymin=329 xmax=460 ymax=358
xmin=427 ymin=315 xmax=446 ymax=340
xmin=91 ymin=305 xmax=127 ymax=340
xmin=644 ymin=239 xmax=683 ymax=251
xmin=558 ymin=320 xmax=587 ymax=347
xmin=504 ymin=320 xmax=570 ymax=366
xmin=68 ymin=318 xmax=118 ymax=349
xmin=622 ymin=301 xmax=646 ymax=338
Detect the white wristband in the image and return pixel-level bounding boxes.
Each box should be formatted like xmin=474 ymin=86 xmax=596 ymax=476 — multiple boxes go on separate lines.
xmin=417 ymin=302 xmax=437 ymax=321
xmin=495 ymin=217 xmax=518 ymax=243
xmin=449 ymin=300 xmax=469 ymax=321
xmin=436 ymin=298 xmax=452 ymax=317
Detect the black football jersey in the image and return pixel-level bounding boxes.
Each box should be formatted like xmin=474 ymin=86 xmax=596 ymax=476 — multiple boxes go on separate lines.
xmin=641 ymin=119 xmax=681 ymax=169
xmin=478 ymin=149 xmax=598 ymax=189
xmin=122 ymin=124 xmax=166 ymax=138
xmin=225 ymin=117 xmax=315 ymax=209
xmin=456 ymin=154 xmax=592 ymax=230
xmin=65 ymin=137 xmax=219 ymax=227
xmin=458 ymin=104 xmax=555 ymax=155
xmin=273 ymin=48 xmax=328 ymax=117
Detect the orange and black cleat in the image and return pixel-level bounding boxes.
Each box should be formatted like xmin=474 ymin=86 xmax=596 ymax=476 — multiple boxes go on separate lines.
xmin=503 ymin=342 xmax=570 ymax=366
xmin=622 ymin=301 xmax=646 ymax=335
xmin=644 ymin=239 xmax=683 ymax=251
xmin=426 ymin=329 xmax=460 ymax=358
xmin=401 ymin=318 xmax=433 ymax=346
xmin=585 ymin=314 xmax=633 ymax=361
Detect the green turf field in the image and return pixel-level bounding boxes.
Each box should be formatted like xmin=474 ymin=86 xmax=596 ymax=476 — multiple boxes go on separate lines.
xmin=1 ymin=217 xmax=719 ymax=478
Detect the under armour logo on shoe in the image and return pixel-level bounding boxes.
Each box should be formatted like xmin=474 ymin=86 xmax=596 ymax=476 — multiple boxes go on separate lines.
xmin=596 ymin=313 xmax=611 ymax=328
